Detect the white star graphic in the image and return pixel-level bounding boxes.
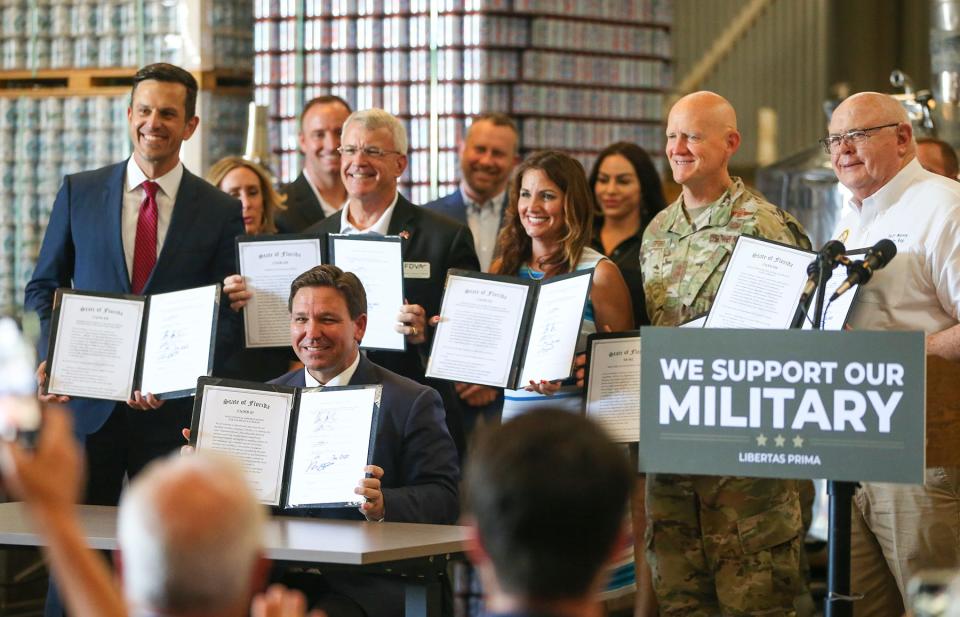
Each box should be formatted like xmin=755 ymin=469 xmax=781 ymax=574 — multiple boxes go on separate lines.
xmin=774 ymin=434 xmax=786 ymax=447
xmin=756 ymin=433 xmax=768 ymax=446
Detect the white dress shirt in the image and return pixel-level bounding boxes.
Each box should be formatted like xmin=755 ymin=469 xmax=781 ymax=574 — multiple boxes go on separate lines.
xmin=304 ymin=351 xmax=361 ymax=387
xmin=338 ymin=193 xmax=399 ymax=235
xmin=461 ymin=182 xmax=506 ymax=272
xmin=833 ymin=158 xmax=960 ymax=335
xmin=122 ymin=158 xmax=183 ymax=282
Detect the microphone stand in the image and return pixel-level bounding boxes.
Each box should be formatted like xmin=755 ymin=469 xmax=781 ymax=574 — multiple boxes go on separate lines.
xmin=791 ymin=255 xmax=857 ymax=617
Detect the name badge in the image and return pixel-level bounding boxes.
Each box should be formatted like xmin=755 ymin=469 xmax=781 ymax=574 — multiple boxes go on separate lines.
xmin=404 ymin=261 xmax=431 ymax=279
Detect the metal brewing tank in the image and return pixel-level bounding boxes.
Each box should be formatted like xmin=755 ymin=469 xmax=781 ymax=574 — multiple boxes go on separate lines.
xmin=755 ymin=100 xmax=845 ymax=248
xmin=932 ymin=0 xmax=960 ymax=149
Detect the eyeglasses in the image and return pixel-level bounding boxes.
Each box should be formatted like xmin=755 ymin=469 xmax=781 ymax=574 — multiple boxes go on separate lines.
xmin=337 ymin=145 xmax=404 ymax=158
xmin=819 ymin=123 xmax=900 ymax=154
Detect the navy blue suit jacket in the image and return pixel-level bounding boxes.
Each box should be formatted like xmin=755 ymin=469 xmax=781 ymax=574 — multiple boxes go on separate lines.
xmin=423 ymin=188 xmax=470 ymax=225
xmin=24 ymin=160 xmax=244 ymax=436
xmin=270 ymin=355 xmax=460 ymax=524
xmin=424 ymin=187 xmax=509 ymax=228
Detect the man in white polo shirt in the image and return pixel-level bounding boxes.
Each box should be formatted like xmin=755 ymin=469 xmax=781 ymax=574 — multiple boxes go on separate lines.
xmin=825 ymin=91 xmax=960 ymax=617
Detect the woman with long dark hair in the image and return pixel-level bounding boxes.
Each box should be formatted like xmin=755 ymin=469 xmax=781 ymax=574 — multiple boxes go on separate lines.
xmin=588 ymin=142 xmax=667 ymax=326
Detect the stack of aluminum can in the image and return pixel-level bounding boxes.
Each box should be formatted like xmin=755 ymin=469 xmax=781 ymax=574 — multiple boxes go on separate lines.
xmin=252 ymin=0 xmax=673 ymax=205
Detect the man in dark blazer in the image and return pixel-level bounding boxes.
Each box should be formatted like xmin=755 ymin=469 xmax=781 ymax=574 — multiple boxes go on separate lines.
xmin=271 ymin=264 xmax=459 ymax=524
xmin=423 ymin=112 xmax=520 ymax=272
xmin=270 ymin=265 xmax=459 ymax=617
xmin=301 ymin=109 xmax=481 ymax=457
xmin=24 ymin=63 xmax=243 ymax=507
xmin=275 ymin=95 xmax=352 ymax=233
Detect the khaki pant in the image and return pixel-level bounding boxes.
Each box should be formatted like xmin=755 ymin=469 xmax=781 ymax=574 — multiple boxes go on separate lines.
xmin=851 ymin=467 xmax=960 ymax=617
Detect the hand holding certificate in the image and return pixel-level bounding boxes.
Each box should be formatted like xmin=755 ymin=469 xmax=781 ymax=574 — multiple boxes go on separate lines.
xmin=190 ymin=378 xmax=382 ymax=510
xmin=328 ymin=234 xmax=406 ymax=352
xmin=44 ymin=285 xmax=220 ymax=401
xmin=426 ymin=269 xmax=593 ymax=389
xmin=236 ymin=235 xmax=323 ymax=348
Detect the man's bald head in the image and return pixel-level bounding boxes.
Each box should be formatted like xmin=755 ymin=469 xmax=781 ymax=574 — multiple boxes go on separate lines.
xmin=118 ymin=453 xmax=265 ymax=614
xmin=827 ymin=92 xmax=914 ymax=202
xmin=665 ymin=91 xmax=741 ymax=203
xmin=669 ymin=91 xmax=739 ymax=133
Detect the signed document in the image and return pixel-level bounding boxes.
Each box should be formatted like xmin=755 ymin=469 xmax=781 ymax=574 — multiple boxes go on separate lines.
xmin=140 ymin=286 xmax=220 ymax=397
xmin=45 ymin=285 xmax=220 ymax=401
xmin=286 ymin=385 xmax=381 ymax=508
xmin=328 ymin=234 xmax=405 ymax=351
xmin=584 ymin=331 xmax=640 ymax=443
xmin=237 ymin=235 xmax=323 ymax=348
xmin=704 ymin=236 xmax=811 ymax=329
xmin=192 ymin=380 xmax=296 ymax=506
xmin=517 ymin=271 xmax=594 ymax=385
xmin=426 ymin=269 xmax=593 ymax=389
xmin=190 ymin=379 xmax=382 ymax=510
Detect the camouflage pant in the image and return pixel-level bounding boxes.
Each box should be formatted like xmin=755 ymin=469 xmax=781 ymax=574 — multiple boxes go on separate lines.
xmin=646 ymin=473 xmax=804 ymax=617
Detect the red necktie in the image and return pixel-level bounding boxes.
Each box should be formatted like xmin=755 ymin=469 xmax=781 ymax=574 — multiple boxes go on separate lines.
xmin=132 ymin=180 xmax=159 ymax=294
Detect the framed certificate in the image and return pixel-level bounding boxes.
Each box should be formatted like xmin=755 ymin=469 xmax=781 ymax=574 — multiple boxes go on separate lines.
xmin=328 ymin=234 xmax=406 ymax=352
xmin=45 ymin=285 xmax=220 ymax=401
xmin=584 ymin=331 xmax=640 ymax=443
xmin=236 ymin=234 xmax=323 ymax=348
xmin=190 ymin=377 xmax=382 ymax=510
xmin=426 ymin=268 xmax=593 ymax=389
xmin=703 ymin=236 xmax=860 ymax=331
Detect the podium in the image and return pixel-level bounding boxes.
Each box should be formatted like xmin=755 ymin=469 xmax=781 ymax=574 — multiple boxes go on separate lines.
xmin=639 ymin=327 xmax=938 ymax=617
xmin=925 ymin=355 xmax=960 ymax=467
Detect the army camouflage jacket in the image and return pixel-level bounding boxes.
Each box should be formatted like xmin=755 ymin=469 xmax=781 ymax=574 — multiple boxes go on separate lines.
xmin=641 ymin=177 xmax=811 ymax=326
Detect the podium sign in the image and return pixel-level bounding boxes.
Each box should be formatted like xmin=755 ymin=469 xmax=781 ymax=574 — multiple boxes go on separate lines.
xmin=639 ymin=328 xmax=925 ymax=484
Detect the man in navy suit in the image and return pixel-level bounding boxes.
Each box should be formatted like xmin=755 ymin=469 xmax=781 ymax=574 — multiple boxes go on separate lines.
xmin=24 ymin=63 xmax=243 ymax=507
xmin=275 ymin=95 xmax=352 ymax=233
xmin=271 ymin=264 xmax=459 ymax=617
xmin=272 ymin=264 xmax=459 ymax=524
xmin=424 ymin=112 xmax=520 ymax=272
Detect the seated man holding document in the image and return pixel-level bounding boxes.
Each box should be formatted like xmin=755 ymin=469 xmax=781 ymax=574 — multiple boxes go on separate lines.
xmin=190 ymin=265 xmax=459 ymax=617
xmin=268 ymin=264 xmax=460 ymax=524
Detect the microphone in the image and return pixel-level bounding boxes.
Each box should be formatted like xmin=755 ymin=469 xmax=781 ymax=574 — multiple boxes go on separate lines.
xmin=830 ymin=238 xmax=898 ymax=301
xmin=799 ymin=240 xmax=847 ymax=302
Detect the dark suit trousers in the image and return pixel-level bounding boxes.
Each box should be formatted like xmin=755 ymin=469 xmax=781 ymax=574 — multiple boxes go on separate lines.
xmin=83 ymin=400 xmax=192 ymax=505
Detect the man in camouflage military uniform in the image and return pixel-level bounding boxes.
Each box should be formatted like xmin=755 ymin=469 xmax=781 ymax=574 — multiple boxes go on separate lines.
xmin=640 ymin=91 xmax=811 ymax=616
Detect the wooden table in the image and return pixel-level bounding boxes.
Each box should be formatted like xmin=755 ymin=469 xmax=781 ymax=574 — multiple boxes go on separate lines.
xmin=0 ymin=502 xmax=469 ymax=617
